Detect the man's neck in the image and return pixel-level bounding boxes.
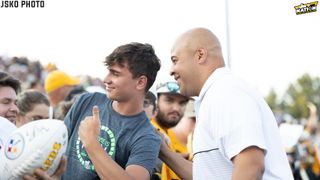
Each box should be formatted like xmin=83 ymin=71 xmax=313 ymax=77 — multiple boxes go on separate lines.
xmin=112 ymin=100 xmax=143 ymax=116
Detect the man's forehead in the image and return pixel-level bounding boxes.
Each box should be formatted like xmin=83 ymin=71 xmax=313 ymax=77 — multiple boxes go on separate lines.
xmin=108 ymin=61 xmax=129 ymax=69
xmin=0 ymin=86 xmax=17 ymax=96
xmin=0 ymin=96 xmax=17 ymax=102
xmin=171 ymin=38 xmax=183 ymax=53
xmin=160 ymin=93 xmax=188 ymax=101
xmin=107 ymin=62 xmax=134 ymax=77
xmin=171 ymin=45 xmax=183 ymax=59
xmin=171 ymin=36 xmax=191 ymax=55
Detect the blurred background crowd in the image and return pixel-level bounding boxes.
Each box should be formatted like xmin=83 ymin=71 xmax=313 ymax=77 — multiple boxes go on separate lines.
xmin=1 ymin=54 xmax=320 ymax=180
xmin=0 ymin=56 xmax=105 ymax=93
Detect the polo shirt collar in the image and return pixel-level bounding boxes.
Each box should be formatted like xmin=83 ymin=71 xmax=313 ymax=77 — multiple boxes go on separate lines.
xmin=198 ymin=67 xmax=231 ymax=101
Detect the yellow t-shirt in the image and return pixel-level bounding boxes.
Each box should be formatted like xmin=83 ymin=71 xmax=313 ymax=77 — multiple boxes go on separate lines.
xmin=151 ymin=118 xmax=188 ymax=180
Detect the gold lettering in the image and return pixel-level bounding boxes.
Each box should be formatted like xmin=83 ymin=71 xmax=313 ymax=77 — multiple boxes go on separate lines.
xmin=42 ymin=142 xmax=61 ymax=171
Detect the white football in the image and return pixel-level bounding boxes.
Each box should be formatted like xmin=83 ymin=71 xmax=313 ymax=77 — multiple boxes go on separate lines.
xmin=1 ymin=119 xmax=68 ymax=180
xmin=0 ymin=116 xmax=18 ymax=175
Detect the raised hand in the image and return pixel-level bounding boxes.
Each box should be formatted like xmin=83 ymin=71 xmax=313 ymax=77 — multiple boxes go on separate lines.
xmin=78 ymin=106 xmax=101 ymax=148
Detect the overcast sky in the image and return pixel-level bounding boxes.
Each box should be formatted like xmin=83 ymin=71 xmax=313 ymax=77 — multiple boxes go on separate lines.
xmin=0 ymin=0 xmax=319 ymax=96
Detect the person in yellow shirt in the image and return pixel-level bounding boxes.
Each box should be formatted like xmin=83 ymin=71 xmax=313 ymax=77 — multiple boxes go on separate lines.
xmin=151 ymin=80 xmax=189 ymax=180
xmin=173 ymin=99 xmax=196 ymax=161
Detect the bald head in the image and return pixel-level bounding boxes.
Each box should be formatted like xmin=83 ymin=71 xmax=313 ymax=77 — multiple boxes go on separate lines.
xmin=172 ymin=27 xmax=225 ymax=67
xmin=170 ymin=28 xmax=225 ymax=97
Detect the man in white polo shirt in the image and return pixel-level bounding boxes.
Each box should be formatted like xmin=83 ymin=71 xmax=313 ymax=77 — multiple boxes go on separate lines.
xmin=158 ymin=28 xmax=293 ymax=179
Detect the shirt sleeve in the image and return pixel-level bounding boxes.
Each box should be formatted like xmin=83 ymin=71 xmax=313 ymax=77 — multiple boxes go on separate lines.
xmin=220 ymin=90 xmax=267 ymax=160
xmin=126 ymin=132 xmax=161 ymax=176
xmin=63 ymin=93 xmax=90 ymax=138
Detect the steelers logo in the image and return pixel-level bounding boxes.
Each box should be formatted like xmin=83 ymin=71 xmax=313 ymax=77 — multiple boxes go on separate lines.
xmin=5 ymin=133 xmax=25 ymax=160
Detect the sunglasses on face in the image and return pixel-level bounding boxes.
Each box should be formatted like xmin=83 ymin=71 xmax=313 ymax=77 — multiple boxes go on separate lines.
xmin=156 ymin=82 xmax=180 ymax=93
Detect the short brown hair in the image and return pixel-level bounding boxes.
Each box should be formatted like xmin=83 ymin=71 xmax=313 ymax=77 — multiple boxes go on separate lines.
xmin=104 ymin=42 xmax=161 ymax=92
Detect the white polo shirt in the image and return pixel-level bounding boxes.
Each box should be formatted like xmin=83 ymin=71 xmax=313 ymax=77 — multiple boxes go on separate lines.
xmin=193 ymin=67 xmax=293 ymax=180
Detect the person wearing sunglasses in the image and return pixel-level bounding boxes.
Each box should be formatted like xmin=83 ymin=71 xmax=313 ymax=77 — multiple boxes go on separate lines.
xmin=158 ymin=28 xmax=293 ymax=180
xmin=172 ymin=99 xmax=196 ymax=161
xmin=151 ymin=80 xmax=189 ymax=180
xmin=16 ymin=89 xmax=50 ymax=127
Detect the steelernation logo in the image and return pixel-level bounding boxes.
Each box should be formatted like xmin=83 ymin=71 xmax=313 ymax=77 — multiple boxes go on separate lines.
xmin=294 ymin=1 xmax=318 ymax=15
xmin=76 ymin=125 xmax=116 ymax=171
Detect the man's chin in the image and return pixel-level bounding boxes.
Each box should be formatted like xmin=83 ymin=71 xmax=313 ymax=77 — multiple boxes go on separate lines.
xmin=166 ymin=120 xmax=180 ymax=128
xmin=6 ymin=117 xmax=16 ymax=125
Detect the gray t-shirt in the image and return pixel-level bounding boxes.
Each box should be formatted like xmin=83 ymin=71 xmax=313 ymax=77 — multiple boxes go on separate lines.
xmin=62 ymin=92 xmax=161 ymax=179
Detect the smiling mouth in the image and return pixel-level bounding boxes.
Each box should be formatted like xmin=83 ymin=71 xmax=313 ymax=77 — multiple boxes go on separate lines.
xmin=5 ymin=116 xmax=16 ymax=123
xmin=173 ymin=75 xmax=180 ymax=81
xmin=106 ymin=86 xmax=115 ymax=90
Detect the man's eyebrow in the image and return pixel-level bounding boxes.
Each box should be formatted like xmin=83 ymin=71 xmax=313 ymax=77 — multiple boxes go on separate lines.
xmin=108 ymin=68 xmax=121 ymax=73
xmin=0 ymin=97 xmax=16 ymax=103
xmin=0 ymin=97 xmax=14 ymax=101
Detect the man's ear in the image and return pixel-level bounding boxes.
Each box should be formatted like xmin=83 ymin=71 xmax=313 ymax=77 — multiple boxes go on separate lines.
xmin=196 ymin=48 xmax=207 ymax=64
xmin=137 ymin=75 xmax=147 ymax=91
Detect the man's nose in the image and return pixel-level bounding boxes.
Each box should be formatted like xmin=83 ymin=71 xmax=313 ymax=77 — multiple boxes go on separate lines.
xmin=9 ymin=103 xmax=18 ymax=112
xmin=172 ymin=102 xmax=181 ymax=111
xmin=169 ymin=66 xmax=175 ymax=77
xmin=104 ymin=73 xmax=112 ymax=84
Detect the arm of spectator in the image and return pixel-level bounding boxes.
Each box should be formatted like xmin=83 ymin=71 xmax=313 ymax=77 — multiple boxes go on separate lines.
xmin=157 ymin=130 xmax=193 ymax=180
xmin=78 ymin=106 xmax=149 ymax=180
xmin=231 ymin=146 xmax=265 ymax=180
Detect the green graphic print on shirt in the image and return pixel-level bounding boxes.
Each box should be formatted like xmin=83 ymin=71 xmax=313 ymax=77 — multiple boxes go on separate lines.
xmin=76 ymin=125 xmax=116 ymax=171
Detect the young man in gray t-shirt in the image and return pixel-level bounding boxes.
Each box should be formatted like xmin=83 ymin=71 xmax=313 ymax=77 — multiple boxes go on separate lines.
xmin=62 ymin=42 xmax=161 ymax=179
